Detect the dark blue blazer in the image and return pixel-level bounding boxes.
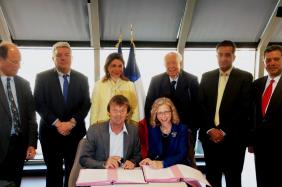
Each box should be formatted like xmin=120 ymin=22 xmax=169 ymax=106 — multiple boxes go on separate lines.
xmin=148 ymin=123 xmax=188 ymax=168
xmin=34 ymin=68 xmax=91 ymax=142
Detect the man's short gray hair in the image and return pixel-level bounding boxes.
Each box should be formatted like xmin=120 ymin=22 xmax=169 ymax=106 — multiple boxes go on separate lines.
xmin=164 ymin=51 xmax=183 ymax=63
xmin=52 ymin=41 xmax=71 ymax=57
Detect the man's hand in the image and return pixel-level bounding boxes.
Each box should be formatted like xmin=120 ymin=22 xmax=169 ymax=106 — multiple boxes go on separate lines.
xmin=122 ymin=160 xmax=135 ymax=170
xmin=55 ymin=121 xmax=73 ymax=136
xmin=105 ymin=156 xmax=121 ymax=169
xmin=26 ymin=146 xmax=36 ymax=160
xmin=208 ymin=128 xmax=225 ymax=143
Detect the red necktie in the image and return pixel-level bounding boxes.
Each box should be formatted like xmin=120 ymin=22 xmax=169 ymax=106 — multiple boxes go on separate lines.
xmin=261 ymin=79 xmax=275 ymax=117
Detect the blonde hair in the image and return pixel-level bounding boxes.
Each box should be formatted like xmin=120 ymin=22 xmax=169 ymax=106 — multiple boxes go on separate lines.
xmin=150 ymin=97 xmax=180 ymax=127
xmin=52 ymin=41 xmax=71 ymax=57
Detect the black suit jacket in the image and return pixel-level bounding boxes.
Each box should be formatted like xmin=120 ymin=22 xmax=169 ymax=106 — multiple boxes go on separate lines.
xmin=199 ymin=68 xmax=253 ymax=144
xmin=251 ymin=76 xmax=282 ymax=145
xmin=145 ymin=70 xmax=200 ymax=131
xmin=34 ymin=69 xmax=91 ymax=141
xmin=0 ymin=76 xmax=38 ymax=164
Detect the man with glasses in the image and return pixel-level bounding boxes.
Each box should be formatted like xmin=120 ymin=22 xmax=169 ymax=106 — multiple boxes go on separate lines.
xmin=0 ymin=42 xmax=38 ymax=187
xmin=145 ymin=51 xmax=201 ymax=168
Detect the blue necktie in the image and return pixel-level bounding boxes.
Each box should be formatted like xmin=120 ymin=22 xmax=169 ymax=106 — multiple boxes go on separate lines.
xmin=63 ymin=75 xmax=69 ymax=103
xmin=6 ymin=77 xmax=21 ymax=135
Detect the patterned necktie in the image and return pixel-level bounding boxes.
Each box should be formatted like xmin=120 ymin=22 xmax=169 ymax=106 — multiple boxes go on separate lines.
xmin=6 ymin=77 xmax=21 ymax=135
xmin=63 ymin=75 xmax=69 ymax=103
xmin=261 ymin=79 xmax=275 ymax=117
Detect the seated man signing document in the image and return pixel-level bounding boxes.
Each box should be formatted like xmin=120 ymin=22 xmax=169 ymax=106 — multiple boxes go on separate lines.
xmin=80 ymin=95 xmax=141 ymax=169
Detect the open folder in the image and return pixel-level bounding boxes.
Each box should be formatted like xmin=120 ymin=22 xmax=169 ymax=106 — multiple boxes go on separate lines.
xmin=142 ymin=164 xmax=211 ymax=187
xmin=76 ymin=168 xmax=147 ymax=186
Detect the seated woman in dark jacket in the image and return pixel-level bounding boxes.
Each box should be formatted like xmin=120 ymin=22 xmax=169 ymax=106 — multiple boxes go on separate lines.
xmin=140 ymin=97 xmax=188 ymax=168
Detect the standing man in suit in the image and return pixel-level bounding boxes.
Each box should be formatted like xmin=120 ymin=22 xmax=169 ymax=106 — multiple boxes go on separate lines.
xmin=34 ymin=42 xmax=91 ymax=187
xmin=199 ymin=40 xmax=253 ymax=187
xmin=250 ymin=45 xmax=282 ymax=187
xmin=0 ymin=42 xmax=38 ymax=187
xmin=80 ymin=95 xmax=141 ymax=169
xmin=145 ymin=51 xmax=200 ymax=167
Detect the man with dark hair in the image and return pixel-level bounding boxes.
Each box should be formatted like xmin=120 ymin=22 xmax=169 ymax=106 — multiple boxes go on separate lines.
xmin=250 ymin=45 xmax=282 ymax=187
xmin=80 ymin=95 xmax=141 ymax=169
xmin=199 ymin=40 xmax=253 ymax=187
xmin=34 ymin=42 xmax=91 ymax=187
xmin=216 ymin=40 xmax=237 ymax=53
xmin=0 ymin=42 xmax=38 ymax=187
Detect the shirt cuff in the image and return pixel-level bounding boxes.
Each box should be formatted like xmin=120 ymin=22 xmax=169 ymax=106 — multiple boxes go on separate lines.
xmin=206 ymin=128 xmax=215 ymax=134
xmin=52 ymin=119 xmax=59 ymax=126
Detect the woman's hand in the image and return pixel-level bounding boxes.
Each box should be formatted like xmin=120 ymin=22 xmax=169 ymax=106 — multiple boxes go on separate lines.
xmin=139 ymin=158 xmax=152 ymax=166
xmin=139 ymin=158 xmax=163 ymax=169
xmin=149 ymin=160 xmax=163 ymax=169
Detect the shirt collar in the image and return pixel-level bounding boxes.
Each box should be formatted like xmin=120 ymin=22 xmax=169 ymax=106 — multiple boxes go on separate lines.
xmin=219 ymin=66 xmax=233 ymax=76
xmin=56 ymin=69 xmax=70 ymax=76
xmin=267 ymin=74 xmax=281 ymax=83
xmin=110 ymin=78 xmax=121 ymax=84
xmin=109 ymin=123 xmax=128 ymax=135
xmin=169 ymin=74 xmax=179 ymax=82
xmin=1 ymin=75 xmax=14 ymax=82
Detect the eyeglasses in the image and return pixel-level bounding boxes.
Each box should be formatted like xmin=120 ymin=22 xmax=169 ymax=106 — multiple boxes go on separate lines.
xmin=111 ymin=109 xmax=127 ymax=114
xmin=157 ymin=110 xmax=171 ymax=116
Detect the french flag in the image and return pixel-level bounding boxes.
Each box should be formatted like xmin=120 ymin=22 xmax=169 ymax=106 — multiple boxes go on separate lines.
xmin=124 ymin=43 xmax=148 ymax=159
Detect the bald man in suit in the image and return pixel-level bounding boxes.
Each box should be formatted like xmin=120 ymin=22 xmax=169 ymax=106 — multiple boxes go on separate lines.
xmin=0 ymin=42 xmax=38 ymax=187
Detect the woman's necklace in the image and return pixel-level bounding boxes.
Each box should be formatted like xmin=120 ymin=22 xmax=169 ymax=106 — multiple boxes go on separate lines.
xmin=160 ymin=125 xmax=171 ymax=137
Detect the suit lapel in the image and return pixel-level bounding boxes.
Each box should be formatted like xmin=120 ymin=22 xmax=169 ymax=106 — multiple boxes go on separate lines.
xmin=210 ymin=70 xmax=220 ymax=114
xmin=66 ymin=71 xmax=76 ymax=107
xmin=160 ymin=74 xmax=171 ymax=97
xmin=51 ymin=70 xmax=65 ymax=107
xmin=168 ymin=125 xmax=177 ymax=151
xmin=103 ymin=123 xmax=110 ymax=158
xmin=14 ymin=76 xmax=23 ymax=122
xmin=0 ymin=79 xmax=11 ymax=117
xmin=220 ymin=68 xmax=236 ymax=107
xmin=123 ymin=124 xmax=129 ymax=159
xmin=175 ymin=72 xmax=185 ymax=95
xmin=266 ymin=76 xmax=282 ymax=115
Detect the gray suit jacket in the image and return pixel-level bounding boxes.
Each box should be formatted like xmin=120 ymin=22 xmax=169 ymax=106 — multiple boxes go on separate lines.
xmin=80 ymin=122 xmax=141 ymax=168
xmin=0 ymin=76 xmax=38 ymax=164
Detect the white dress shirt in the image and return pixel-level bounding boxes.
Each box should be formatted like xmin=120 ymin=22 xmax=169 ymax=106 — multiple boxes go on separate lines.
xmin=109 ymin=123 xmax=128 ymax=158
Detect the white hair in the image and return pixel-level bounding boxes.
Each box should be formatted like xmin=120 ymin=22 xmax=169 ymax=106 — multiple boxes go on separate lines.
xmin=52 ymin=41 xmax=71 ymax=57
xmin=164 ymin=51 xmax=183 ymax=63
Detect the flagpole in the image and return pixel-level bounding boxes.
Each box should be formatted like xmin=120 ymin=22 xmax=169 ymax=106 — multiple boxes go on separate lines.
xmin=130 ymin=24 xmax=136 ymax=48
xmin=115 ymin=33 xmax=123 ymax=48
